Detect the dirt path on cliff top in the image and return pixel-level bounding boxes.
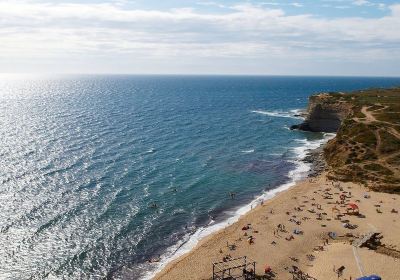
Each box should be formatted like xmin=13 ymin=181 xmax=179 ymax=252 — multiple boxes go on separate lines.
xmin=358 ymin=106 xmax=400 ymax=127
xmin=361 ymin=106 xmax=377 ymax=122
xmin=356 ymin=106 xmax=400 ymax=174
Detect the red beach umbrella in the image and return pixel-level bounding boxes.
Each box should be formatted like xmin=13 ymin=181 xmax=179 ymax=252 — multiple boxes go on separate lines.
xmin=264 ymin=264 xmax=271 ymax=273
xmin=348 ymin=203 xmax=359 ymax=209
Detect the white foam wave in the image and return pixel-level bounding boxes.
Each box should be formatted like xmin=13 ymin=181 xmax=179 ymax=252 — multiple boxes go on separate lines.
xmin=289 ymin=109 xmax=304 ymax=115
xmin=269 ymin=153 xmax=282 ymax=156
xmin=251 ymin=109 xmax=304 ymax=119
xmin=144 ymin=148 xmax=156 ymax=154
xmin=241 ymin=149 xmax=254 ymax=154
xmin=172 ymin=208 xmax=186 ymax=215
xmin=143 ymin=132 xmax=335 ymax=280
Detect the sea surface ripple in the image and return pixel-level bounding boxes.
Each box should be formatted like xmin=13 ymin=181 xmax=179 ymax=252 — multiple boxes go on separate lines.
xmin=1 ymin=75 xmax=399 ymax=279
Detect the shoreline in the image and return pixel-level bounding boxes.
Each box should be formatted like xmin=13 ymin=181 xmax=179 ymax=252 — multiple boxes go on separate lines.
xmin=152 ymin=176 xmax=315 ymax=280
xmin=154 ymin=172 xmax=400 ymax=280
xmin=152 ymin=132 xmax=400 ymax=280
xmin=144 ymin=132 xmax=334 ymax=279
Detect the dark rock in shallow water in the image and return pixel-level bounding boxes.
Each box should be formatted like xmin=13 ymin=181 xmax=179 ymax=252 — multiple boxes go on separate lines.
xmin=302 ymin=146 xmax=326 ymax=177
xmin=290 ymin=123 xmax=311 ymax=131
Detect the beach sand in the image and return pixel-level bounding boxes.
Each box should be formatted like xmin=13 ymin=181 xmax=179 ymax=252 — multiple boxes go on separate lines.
xmin=154 ymin=173 xmax=400 ymax=280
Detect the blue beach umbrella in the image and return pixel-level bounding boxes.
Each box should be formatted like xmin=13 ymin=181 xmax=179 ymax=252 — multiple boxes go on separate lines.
xmin=356 ymin=275 xmax=382 ymax=280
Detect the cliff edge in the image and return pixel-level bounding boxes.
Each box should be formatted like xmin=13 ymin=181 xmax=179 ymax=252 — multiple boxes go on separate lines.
xmin=291 ymin=93 xmax=352 ymax=132
xmin=297 ymin=88 xmax=400 ymax=193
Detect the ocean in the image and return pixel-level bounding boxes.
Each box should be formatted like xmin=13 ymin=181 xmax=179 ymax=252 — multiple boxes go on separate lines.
xmin=1 ymin=75 xmax=399 ymax=279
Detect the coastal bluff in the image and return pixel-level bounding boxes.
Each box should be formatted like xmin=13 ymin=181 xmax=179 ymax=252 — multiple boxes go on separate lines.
xmin=154 ymin=87 xmax=400 ymax=280
xmin=294 ymin=88 xmax=400 ymax=193
xmin=291 ymin=93 xmax=352 ymax=132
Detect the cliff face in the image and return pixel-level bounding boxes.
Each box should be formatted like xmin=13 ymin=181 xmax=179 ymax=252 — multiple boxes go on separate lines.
xmin=300 ymin=88 xmax=400 ymax=193
xmin=291 ymin=93 xmax=352 ymax=132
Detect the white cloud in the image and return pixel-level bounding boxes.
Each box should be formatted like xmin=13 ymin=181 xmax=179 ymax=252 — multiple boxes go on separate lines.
xmin=323 ymin=0 xmax=384 ymax=8
xmin=378 ymin=3 xmax=386 ymax=10
xmin=260 ymin=1 xmax=303 ymax=8
xmin=353 ymin=0 xmax=371 ymax=6
xmin=291 ymin=3 xmax=303 ymax=8
xmin=196 ymin=1 xmax=226 ymax=8
xmin=259 ymin=2 xmax=280 ymax=6
xmin=0 ymin=1 xmax=399 ymax=75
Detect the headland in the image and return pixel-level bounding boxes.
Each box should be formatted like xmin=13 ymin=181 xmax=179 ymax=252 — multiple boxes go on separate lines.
xmin=153 ymin=87 xmax=400 ymax=280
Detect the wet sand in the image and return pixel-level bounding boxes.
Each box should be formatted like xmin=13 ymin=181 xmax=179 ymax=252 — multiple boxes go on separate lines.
xmin=154 ymin=173 xmax=400 ymax=280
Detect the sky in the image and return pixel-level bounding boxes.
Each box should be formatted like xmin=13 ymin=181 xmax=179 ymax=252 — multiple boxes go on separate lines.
xmin=1 ymin=0 xmax=400 ymax=76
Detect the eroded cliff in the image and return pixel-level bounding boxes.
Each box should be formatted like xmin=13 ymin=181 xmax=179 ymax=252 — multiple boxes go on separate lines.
xmin=291 ymin=93 xmax=352 ymax=132
xmin=299 ymin=88 xmax=400 ymax=193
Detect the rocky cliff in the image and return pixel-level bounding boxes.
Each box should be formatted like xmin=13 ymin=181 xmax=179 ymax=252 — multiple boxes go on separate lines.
xmin=291 ymin=93 xmax=352 ymax=132
xmin=298 ymin=88 xmax=400 ymax=193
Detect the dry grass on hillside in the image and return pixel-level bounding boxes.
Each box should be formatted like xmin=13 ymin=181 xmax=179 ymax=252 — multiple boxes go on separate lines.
xmin=324 ymin=87 xmax=400 ymax=193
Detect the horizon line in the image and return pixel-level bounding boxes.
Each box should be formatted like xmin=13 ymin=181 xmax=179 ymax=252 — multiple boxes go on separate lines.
xmin=1 ymin=73 xmax=400 ymax=78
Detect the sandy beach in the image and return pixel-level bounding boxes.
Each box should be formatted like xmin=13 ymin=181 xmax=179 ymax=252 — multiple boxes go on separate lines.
xmin=154 ymin=173 xmax=400 ymax=280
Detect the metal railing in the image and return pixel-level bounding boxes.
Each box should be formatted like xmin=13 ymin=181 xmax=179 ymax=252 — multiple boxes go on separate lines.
xmin=212 ymin=256 xmax=256 ymax=280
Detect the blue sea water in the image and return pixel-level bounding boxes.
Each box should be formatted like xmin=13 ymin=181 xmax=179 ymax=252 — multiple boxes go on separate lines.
xmin=0 ymin=75 xmax=399 ymax=279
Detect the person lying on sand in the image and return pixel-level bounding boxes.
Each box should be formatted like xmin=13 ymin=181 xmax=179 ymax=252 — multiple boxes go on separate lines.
xmin=306 ymin=254 xmax=315 ymax=261
xmin=222 ymin=254 xmax=232 ymax=262
xmin=293 ymin=229 xmax=303 ymax=235
xmin=313 ymin=245 xmax=324 ymax=251
xmin=277 ymin=224 xmax=285 ymax=231
xmin=286 ymin=235 xmax=294 ymax=241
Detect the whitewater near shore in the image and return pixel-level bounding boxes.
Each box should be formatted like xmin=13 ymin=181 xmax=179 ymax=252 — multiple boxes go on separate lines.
xmin=153 ymin=173 xmax=400 ymax=280
xmin=152 ymin=87 xmax=400 ymax=280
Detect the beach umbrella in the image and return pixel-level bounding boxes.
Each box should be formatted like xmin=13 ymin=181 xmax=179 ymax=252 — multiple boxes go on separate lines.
xmin=368 ymin=275 xmax=382 ymax=280
xmin=347 ymin=203 xmax=359 ymax=215
xmin=328 ymin=231 xmax=337 ymax=239
xmin=264 ymin=264 xmax=271 ymax=273
xmin=348 ymin=203 xmax=359 ymax=209
xmin=356 ymin=275 xmax=381 ymax=280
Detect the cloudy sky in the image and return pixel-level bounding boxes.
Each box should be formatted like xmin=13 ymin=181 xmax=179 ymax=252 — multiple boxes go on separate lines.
xmin=1 ymin=0 xmax=400 ymax=76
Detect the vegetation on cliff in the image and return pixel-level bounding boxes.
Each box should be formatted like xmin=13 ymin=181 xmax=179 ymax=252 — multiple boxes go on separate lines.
xmin=323 ymin=87 xmax=400 ymax=193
